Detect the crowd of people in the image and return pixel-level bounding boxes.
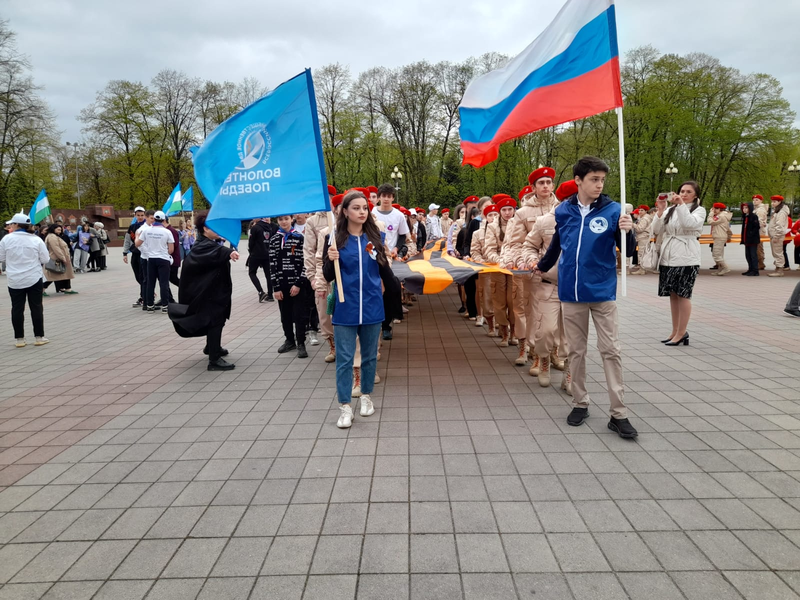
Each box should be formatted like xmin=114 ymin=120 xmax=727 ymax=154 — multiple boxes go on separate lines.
xmin=3 ymin=157 xmax=799 ymax=436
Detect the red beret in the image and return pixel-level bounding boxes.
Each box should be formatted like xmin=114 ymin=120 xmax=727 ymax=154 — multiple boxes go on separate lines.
xmin=637 ymin=205 xmax=650 ymax=212
xmin=401 ymin=207 xmax=411 ymax=216
xmin=492 ymin=194 xmax=510 ymax=202
xmin=344 ymin=188 xmax=366 ymax=198
xmin=367 ymin=186 xmax=378 ymax=194
xmin=483 ymin=204 xmax=499 ymax=217
xmin=771 ymin=195 xmax=784 ymax=201
xmin=391 ymin=203 xmax=400 ymax=209
xmin=441 ymin=208 xmax=450 ymax=213
xmin=496 ymin=197 xmax=517 ymax=210
xmin=415 ymin=207 xmax=425 ymax=214
xmin=463 ymin=195 xmax=480 ymax=205
xmin=327 ymin=185 xmax=337 ymax=195
xmin=518 ymin=185 xmax=533 ymax=200
xmin=632 ymin=209 xmax=641 ymax=216
xmin=368 ymin=201 xmax=375 ymax=211
xmin=712 ymin=202 xmax=726 ymax=210
xmin=752 ymin=194 xmax=763 ymax=201
xmin=555 ymin=180 xmax=578 ymax=201
xmin=331 ymin=194 xmax=344 ymax=208
xmin=528 ymin=166 xmax=555 ymax=185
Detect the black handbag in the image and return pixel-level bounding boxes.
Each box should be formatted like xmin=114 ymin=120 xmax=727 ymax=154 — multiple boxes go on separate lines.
xmin=44 ymin=259 xmax=66 ymax=274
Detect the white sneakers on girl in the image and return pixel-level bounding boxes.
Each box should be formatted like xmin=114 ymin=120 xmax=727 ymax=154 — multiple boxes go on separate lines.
xmin=337 ymin=404 xmax=354 ymax=428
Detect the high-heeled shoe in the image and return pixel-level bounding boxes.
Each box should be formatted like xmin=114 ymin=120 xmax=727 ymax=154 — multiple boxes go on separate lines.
xmin=664 ymin=333 xmax=689 ymax=346
xmin=661 ymin=330 xmax=689 ymax=343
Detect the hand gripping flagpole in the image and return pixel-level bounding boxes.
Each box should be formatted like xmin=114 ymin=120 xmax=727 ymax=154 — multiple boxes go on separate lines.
xmin=616 ymin=106 xmax=627 ymax=297
xmin=327 ymin=211 xmax=345 ymax=302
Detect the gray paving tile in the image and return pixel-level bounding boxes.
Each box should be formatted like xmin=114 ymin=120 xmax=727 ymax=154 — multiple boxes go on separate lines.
xmin=93 ymin=580 xmax=153 ymax=600
xmin=112 ymin=539 xmax=181 ymax=580
xmin=261 ymin=536 xmax=317 ymax=575
xmin=463 ymin=573 xmax=517 ymax=599
xmin=734 ymin=530 xmax=800 ymax=571
xmin=143 ymin=578 xmax=204 ymax=600
xmin=724 ymin=571 xmax=800 ymax=600
xmin=503 ymin=533 xmax=559 ymax=572
xmin=361 ymin=534 xmax=409 ymax=574
xmin=671 ymin=571 xmax=744 ymax=600
xmin=211 ymin=537 xmax=271 ymax=577
xmin=41 ymin=581 xmax=103 ymax=599
xmin=455 ymin=533 xmax=509 ymax=572
xmin=618 ymin=572 xmax=685 ymax=600
xmin=161 ymin=538 xmax=226 ymax=578
xmin=686 ymin=530 xmax=767 ymax=570
xmin=197 ymin=577 xmax=255 ymax=600
xmin=411 ymin=573 xmax=462 ymax=600
xmin=62 ymin=540 xmax=135 ymax=581
xmin=410 ymin=533 xmax=458 ymax=573
xmin=640 ymin=531 xmax=713 ymax=571
xmin=309 ymin=535 xmax=362 ymax=574
xmin=11 ymin=541 xmax=91 ymax=583
xmin=566 ymin=572 xmax=630 ymax=600
xmin=547 ymin=532 xmax=610 ymax=572
xmin=303 ymin=574 xmax=357 ymax=600
xmin=0 ymin=543 xmax=47 ymax=584
xmin=512 ymin=573 xmax=574 ymax=600
xmin=357 ymin=574 xmax=409 ymax=600
xmin=594 ymin=532 xmax=662 ymax=571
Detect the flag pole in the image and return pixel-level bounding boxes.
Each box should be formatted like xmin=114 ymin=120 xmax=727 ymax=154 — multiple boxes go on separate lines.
xmin=616 ymin=106 xmax=627 ymax=297
xmin=327 ymin=211 xmax=345 ymax=302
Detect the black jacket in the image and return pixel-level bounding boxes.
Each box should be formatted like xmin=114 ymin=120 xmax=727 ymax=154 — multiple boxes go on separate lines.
xmin=268 ymin=229 xmax=308 ymax=292
xmin=248 ymin=220 xmax=273 ymax=259
xmin=740 ymin=203 xmax=761 ymax=246
xmin=170 ymin=236 xmax=234 ymax=337
xmin=415 ymin=221 xmax=427 ymax=252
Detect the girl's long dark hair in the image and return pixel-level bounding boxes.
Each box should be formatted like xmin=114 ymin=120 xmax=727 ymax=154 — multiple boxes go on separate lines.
xmin=335 ymin=191 xmax=389 ymax=267
xmin=664 ymin=181 xmax=701 ymax=225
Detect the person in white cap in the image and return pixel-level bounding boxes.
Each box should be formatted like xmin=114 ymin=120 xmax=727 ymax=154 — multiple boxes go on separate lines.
xmin=0 ymin=212 xmax=50 ymax=347
xmin=426 ymin=203 xmax=443 ymax=239
xmin=135 ymin=210 xmax=174 ymax=313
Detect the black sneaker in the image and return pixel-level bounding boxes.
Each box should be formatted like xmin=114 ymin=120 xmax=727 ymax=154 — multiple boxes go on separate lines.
xmin=382 ymin=329 xmax=393 ymax=341
xmin=265 ymin=295 xmax=274 ymax=302
xmin=161 ymin=306 xmax=168 ymax=313
xmin=258 ymin=291 xmax=267 ymax=303
xmin=297 ymin=344 xmax=308 ymax=359
xmin=207 ymin=357 xmax=235 ymax=371
xmin=608 ymin=417 xmax=638 ymax=439
xmin=567 ymin=407 xmax=589 ymax=427
xmin=132 ymin=298 xmax=143 ymax=308
xmin=277 ymin=340 xmax=297 ymax=353
xmin=784 ymin=308 xmax=800 ymax=318
xmin=146 ymin=306 xmax=155 ymax=313
xmin=457 ymin=306 xmax=467 ymax=314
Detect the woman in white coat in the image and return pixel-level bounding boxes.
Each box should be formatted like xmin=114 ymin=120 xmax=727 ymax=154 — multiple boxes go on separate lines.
xmin=651 ymin=181 xmax=706 ymax=346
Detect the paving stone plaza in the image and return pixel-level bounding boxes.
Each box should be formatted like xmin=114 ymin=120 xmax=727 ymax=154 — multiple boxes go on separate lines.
xmin=0 ymin=246 xmax=799 ymax=599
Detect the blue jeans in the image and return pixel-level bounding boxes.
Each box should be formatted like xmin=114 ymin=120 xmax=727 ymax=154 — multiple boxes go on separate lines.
xmin=334 ymin=323 xmax=381 ymax=403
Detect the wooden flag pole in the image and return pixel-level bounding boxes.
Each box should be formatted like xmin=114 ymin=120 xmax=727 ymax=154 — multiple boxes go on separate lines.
xmin=616 ymin=106 xmax=627 ymax=297
xmin=327 ymin=211 xmax=344 ymax=302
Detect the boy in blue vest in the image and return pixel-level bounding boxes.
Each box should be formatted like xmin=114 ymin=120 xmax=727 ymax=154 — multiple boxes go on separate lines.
xmin=535 ymin=156 xmax=638 ymax=439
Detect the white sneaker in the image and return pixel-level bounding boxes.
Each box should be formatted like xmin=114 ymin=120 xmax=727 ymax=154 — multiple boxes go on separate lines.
xmin=475 ymin=316 xmax=484 ymax=327
xmin=15 ymin=338 xmax=26 ymax=348
xmin=337 ymin=404 xmax=353 ymax=428
xmin=34 ymin=337 xmax=49 ymax=346
xmin=309 ymin=331 xmax=320 ymax=346
xmin=360 ymin=395 xmax=375 ymax=417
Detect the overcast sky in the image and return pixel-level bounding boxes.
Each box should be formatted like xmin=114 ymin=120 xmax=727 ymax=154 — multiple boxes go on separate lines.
xmin=5 ymin=0 xmax=800 ymax=142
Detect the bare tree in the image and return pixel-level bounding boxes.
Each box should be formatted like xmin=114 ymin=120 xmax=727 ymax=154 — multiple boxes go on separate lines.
xmin=152 ymin=69 xmax=200 ymax=188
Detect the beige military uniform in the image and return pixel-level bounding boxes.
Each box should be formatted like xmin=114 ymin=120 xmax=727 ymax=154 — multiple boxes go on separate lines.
xmin=500 ymin=193 xmax=558 ymax=344
xmin=768 ymin=204 xmax=790 ymax=269
xmin=707 ymin=211 xmax=732 ymax=267
xmin=755 ymin=202 xmax=768 ymax=269
xmin=304 ymin=212 xmax=333 ymax=343
xmin=470 ymin=225 xmax=493 ymax=319
xmin=521 ymin=212 xmax=566 ymax=360
xmin=484 ymin=219 xmax=514 ymax=329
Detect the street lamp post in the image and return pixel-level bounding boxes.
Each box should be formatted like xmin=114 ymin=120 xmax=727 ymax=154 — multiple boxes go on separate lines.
xmin=665 ymin=162 xmax=678 ymax=192
xmin=390 ymin=166 xmax=403 ymax=203
xmin=66 ymin=142 xmax=84 ymax=209
xmin=787 ymin=160 xmax=800 ymax=216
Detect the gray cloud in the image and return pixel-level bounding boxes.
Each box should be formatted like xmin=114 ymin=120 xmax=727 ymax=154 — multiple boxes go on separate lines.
xmin=5 ymin=0 xmax=799 ymax=142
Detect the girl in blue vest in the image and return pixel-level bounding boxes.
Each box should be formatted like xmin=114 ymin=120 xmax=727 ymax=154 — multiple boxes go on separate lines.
xmin=323 ymin=190 xmax=391 ymax=428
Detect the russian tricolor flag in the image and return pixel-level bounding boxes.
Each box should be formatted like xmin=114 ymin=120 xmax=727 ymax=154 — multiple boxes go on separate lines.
xmin=459 ymin=0 xmax=622 ymax=168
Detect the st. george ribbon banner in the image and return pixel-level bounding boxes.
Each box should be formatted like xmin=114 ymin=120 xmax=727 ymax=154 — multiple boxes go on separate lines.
xmin=191 ymin=69 xmax=330 ymax=245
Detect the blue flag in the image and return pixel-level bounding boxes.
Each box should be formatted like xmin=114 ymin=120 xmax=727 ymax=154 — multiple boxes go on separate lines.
xmin=182 ymin=185 xmax=194 ymax=211
xmin=162 ymin=183 xmax=182 ymax=217
xmin=192 ymin=69 xmax=330 ymax=245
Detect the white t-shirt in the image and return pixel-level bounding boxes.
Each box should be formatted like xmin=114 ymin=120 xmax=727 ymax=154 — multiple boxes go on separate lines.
xmin=372 ymin=207 xmax=409 ymax=251
xmin=294 ymin=222 xmax=306 ymax=235
xmin=136 ymin=223 xmax=152 ymax=259
xmin=138 ymin=224 xmax=173 ymax=261
xmin=0 ymin=231 xmax=50 ymax=289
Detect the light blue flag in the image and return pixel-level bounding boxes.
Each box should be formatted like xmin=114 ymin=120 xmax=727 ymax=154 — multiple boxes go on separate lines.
xmin=192 ymin=69 xmax=330 ymax=245
xmin=162 ymin=183 xmax=182 ymax=217
xmin=182 ymin=186 xmax=194 ymax=212
xmin=30 ymin=189 xmax=51 ymax=224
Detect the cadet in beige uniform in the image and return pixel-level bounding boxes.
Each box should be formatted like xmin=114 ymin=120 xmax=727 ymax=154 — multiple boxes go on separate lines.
xmin=470 ymin=203 xmax=498 ymax=334
xmin=440 ymin=209 xmax=452 ymax=241
xmin=753 ymin=195 xmax=768 ymax=270
xmin=304 ymin=200 xmax=336 ymax=361
xmin=484 ymin=199 xmax=516 ymax=346
xmin=631 ymin=205 xmax=653 ymax=275
xmin=707 ymin=202 xmax=732 ymax=276
xmin=501 ymin=167 xmax=559 ymax=365
xmin=768 ymin=195 xmax=791 ymax=277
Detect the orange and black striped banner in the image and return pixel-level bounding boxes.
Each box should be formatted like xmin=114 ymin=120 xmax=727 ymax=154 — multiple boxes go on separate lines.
xmin=391 ymin=239 xmax=528 ymax=295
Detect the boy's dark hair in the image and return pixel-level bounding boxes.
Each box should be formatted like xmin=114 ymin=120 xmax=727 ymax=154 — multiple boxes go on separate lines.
xmin=194 ymin=213 xmax=207 ymax=232
xmin=377 ymin=183 xmax=395 ymax=199
xmin=145 ymin=209 xmax=156 ymax=217
xmin=573 ymin=156 xmax=609 ymax=179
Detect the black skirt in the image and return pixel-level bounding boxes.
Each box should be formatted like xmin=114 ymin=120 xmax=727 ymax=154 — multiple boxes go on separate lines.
xmin=658 ymin=265 xmax=700 ymax=299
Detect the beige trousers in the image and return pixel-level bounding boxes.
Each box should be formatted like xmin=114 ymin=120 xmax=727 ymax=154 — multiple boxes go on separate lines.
xmin=532 ymin=282 xmax=566 ymax=358
xmin=512 ymin=273 xmax=535 ymax=341
xmin=490 ymin=273 xmax=514 ymax=327
xmin=771 ymin=237 xmax=786 ymax=268
xmin=478 ymin=273 xmax=493 ymax=317
xmin=562 ymin=301 xmax=626 ymax=419
xmin=711 ymin=239 xmax=726 ymax=265
xmin=315 ymin=287 xmax=334 ymax=342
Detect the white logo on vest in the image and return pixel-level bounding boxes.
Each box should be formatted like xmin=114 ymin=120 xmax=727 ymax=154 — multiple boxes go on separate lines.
xmin=589 ymin=216 xmax=608 ymax=234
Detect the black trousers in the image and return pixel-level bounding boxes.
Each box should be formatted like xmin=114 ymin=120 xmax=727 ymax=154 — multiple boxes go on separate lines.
xmin=9 ymin=279 xmax=44 ymax=338
xmin=146 ymin=258 xmax=170 ymax=307
xmin=248 ymin=256 xmax=272 ymax=296
xmin=206 ymin=323 xmax=224 ymax=361
xmin=168 ymin=265 xmax=179 ymax=303
xmin=464 ymin=274 xmax=478 ymax=318
xmin=745 ymin=245 xmax=759 ymax=273
xmin=43 ymin=280 xmax=70 ymax=292
xmin=784 ymin=244 xmax=790 ymax=268
xmin=130 ymin=251 xmax=143 ymax=299
xmin=795 ymin=245 xmax=800 ymax=266
xmin=278 ymin=287 xmax=309 ymax=344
